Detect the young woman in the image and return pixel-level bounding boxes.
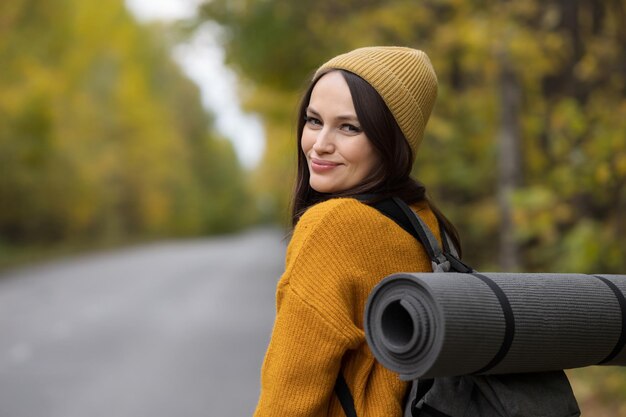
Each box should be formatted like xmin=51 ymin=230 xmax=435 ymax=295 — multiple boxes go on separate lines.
xmin=254 ymin=46 xmax=460 ymax=417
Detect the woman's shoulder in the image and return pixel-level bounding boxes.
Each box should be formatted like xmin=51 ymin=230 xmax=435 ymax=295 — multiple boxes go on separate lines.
xmin=411 ymin=199 xmax=439 ymax=233
xmin=291 ymin=197 xmax=437 ymax=253
xmin=295 ymin=198 xmax=388 ymax=236
xmin=295 ymin=197 xmax=437 ymax=237
xmin=282 ymin=197 xmax=437 ymax=316
xmin=286 ymin=198 xmax=383 ymax=258
xmin=299 ymin=197 xmax=371 ymax=220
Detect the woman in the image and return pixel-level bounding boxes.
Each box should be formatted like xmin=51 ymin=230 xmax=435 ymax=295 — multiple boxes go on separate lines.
xmin=254 ymin=46 xmax=460 ymax=417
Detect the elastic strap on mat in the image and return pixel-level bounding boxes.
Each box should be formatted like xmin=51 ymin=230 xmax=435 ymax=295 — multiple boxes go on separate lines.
xmin=471 ymin=273 xmax=516 ymax=374
xmin=594 ymin=275 xmax=626 ymax=364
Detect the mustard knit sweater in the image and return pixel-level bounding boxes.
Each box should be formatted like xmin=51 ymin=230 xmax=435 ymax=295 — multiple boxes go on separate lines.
xmin=254 ymin=197 xmax=440 ymax=417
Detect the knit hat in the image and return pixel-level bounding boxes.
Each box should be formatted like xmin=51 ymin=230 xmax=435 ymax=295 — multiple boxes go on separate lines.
xmin=314 ymin=46 xmax=438 ymax=159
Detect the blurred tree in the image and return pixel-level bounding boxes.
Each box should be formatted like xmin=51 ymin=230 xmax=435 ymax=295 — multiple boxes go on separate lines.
xmin=199 ymin=0 xmax=626 ymax=274
xmin=0 ymin=0 xmax=252 ymax=248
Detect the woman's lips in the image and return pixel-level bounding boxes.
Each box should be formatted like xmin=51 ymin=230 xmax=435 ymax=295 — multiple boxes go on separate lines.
xmin=310 ymin=158 xmax=341 ymax=173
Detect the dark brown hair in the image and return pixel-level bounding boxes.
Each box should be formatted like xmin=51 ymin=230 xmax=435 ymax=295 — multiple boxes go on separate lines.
xmin=291 ymin=69 xmax=461 ymax=254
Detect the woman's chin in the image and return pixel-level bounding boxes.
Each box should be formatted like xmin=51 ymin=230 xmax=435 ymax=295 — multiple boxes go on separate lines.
xmin=310 ymin=178 xmax=341 ymax=194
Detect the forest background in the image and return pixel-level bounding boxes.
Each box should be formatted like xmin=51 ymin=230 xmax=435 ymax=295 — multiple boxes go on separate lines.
xmin=1 ymin=0 xmax=625 ymax=414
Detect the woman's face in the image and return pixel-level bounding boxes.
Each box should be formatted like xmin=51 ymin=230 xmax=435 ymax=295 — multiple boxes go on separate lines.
xmin=301 ymin=71 xmax=380 ymax=194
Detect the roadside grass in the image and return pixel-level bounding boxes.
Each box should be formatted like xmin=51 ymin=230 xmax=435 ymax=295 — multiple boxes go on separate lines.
xmin=568 ymin=367 xmax=626 ymax=416
xmin=0 ymin=236 xmax=157 ymax=274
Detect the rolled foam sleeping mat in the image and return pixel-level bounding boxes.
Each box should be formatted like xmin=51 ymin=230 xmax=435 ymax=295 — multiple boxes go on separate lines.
xmin=364 ymin=272 xmax=626 ymax=381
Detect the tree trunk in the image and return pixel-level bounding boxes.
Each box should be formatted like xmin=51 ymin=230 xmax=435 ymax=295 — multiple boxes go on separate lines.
xmin=496 ymin=48 xmax=523 ymax=270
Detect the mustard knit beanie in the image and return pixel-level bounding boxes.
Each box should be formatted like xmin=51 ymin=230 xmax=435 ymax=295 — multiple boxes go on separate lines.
xmin=315 ymin=46 xmax=438 ymax=159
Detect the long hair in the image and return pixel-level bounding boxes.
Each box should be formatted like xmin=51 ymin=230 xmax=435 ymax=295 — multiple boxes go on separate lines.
xmin=291 ymin=69 xmax=461 ymax=254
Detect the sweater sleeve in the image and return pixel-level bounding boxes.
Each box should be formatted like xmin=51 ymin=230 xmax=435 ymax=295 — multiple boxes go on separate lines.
xmin=253 ymin=282 xmax=353 ymax=417
xmin=254 ymin=200 xmax=366 ymax=417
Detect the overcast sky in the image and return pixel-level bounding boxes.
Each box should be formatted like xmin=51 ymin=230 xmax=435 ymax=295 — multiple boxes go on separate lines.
xmin=124 ymin=0 xmax=265 ymax=169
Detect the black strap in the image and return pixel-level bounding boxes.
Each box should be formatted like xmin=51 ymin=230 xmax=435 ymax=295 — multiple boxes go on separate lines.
xmin=374 ymin=198 xmax=473 ymax=273
xmin=594 ymin=275 xmax=626 ymax=364
xmin=470 ymin=272 xmax=516 ymax=374
xmin=336 ymin=196 xmax=472 ymax=416
xmin=391 ymin=197 xmax=441 ymax=263
xmin=414 ymin=379 xmax=434 ymax=402
xmin=443 ymin=253 xmax=473 ymax=274
xmin=334 ymin=373 xmax=357 ymax=417
xmin=335 ymin=374 xmax=444 ymax=417
xmin=405 ymin=379 xmax=456 ymax=417
xmin=355 ymin=195 xmax=438 ymax=261
xmin=407 ymin=378 xmax=435 ymax=416
xmin=419 ymin=403 xmax=454 ymax=417
xmin=369 ymin=198 xmax=438 ymax=261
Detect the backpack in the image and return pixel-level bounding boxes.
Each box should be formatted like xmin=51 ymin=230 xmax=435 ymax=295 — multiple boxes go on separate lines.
xmin=334 ymin=196 xmax=581 ymax=417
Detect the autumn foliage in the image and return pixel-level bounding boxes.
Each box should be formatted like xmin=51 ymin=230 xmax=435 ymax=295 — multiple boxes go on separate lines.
xmin=0 ymin=0 xmax=252 ymax=249
xmin=201 ymin=0 xmax=626 ymax=273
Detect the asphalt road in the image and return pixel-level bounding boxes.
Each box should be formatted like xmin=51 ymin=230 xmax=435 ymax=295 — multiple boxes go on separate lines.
xmin=0 ymin=228 xmax=286 ymax=417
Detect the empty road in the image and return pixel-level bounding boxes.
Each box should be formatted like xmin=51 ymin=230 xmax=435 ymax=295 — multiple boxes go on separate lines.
xmin=0 ymin=228 xmax=285 ymax=417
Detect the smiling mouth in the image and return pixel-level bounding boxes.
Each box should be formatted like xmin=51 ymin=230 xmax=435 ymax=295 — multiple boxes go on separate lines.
xmin=311 ymin=158 xmax=339 ymax=166
xmin=310 ymin=158 xmax=341 ymax=173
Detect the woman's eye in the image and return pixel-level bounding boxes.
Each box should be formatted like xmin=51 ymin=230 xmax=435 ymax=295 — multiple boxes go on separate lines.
xmin=305 ymin=116 xmax=322 ymax=127
xmin=341 ymin=123 xmax=362 ymax=133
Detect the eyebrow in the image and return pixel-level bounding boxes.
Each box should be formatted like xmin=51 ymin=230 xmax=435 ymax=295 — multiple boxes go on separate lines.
xmin=306 ymin=107 xmax=359 ymax=122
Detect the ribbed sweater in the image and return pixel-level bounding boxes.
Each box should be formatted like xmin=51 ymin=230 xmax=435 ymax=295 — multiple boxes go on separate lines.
xmin=254 ymin=197 xmax=440 ymax=417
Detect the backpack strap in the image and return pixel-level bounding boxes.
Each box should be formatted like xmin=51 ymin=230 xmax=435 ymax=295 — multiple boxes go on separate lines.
xmin=335 ymin=375 xmax=438 ymax=417
xmin=404 ymin=379 xmax=436 ymax=417
xmin=334 ymin=373 xmax=357 ymax=417
xmin=369 ymin=197 xmax=473 ymax=273
xmin=359 ymin=197 xmax=439 ymax=262
xmin=389 ymin=197 xmax=450 ymax=272
xmin=334 ymin=196 xmax=472 ymax=417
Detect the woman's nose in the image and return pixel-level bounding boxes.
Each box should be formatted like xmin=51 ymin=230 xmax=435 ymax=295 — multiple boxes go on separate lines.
xmin=312 ymin=128 xmax=335 ymax=154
